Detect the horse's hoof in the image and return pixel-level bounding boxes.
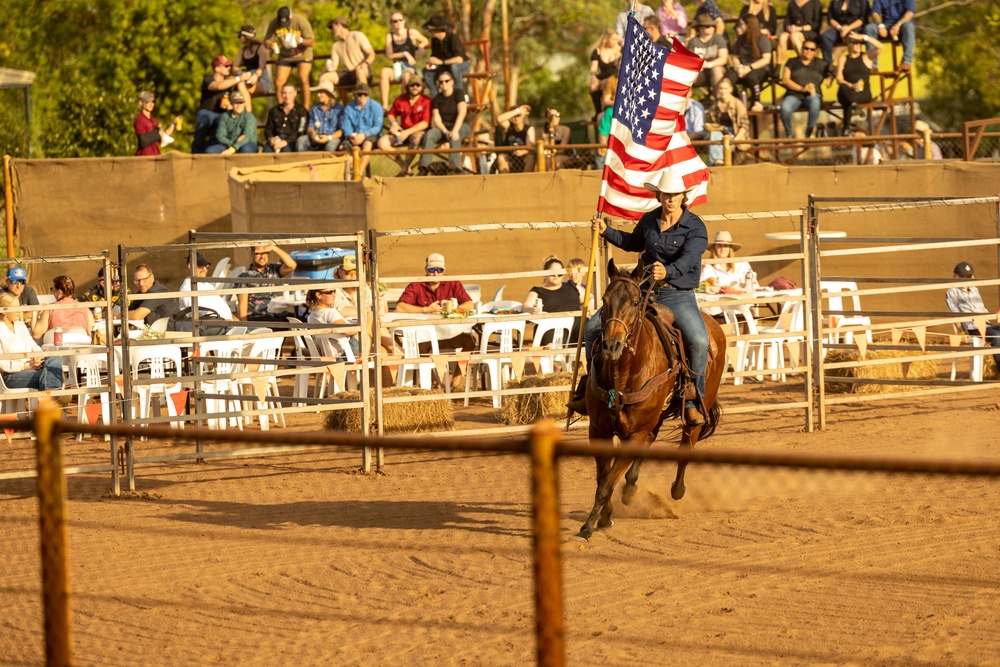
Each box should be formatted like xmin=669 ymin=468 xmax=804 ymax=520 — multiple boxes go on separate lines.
xmin=621 ymin=483 xmax=637 ymax=506
xmin=597 ymin=517 xmax=614 ymax=530
xmin=671 ymin=481 xmax=686 ymax=500
xmin=573 ymin=529 xmax=591 ymax=542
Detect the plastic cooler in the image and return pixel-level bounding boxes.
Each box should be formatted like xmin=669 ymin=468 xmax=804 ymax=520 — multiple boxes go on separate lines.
xmin=290 ymin=247 xmax=351 ymax=280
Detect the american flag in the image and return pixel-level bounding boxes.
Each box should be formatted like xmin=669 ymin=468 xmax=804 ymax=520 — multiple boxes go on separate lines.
xmin=597 ymin=16 xmax=710 ymax=219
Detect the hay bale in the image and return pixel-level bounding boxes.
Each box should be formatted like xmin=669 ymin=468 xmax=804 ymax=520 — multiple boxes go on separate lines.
xmin=323 ymin=386 xmax=453 ymax=434
xmin=498 ymin=373 xmax=573 ymax=425
xmin=824 ymin=349 xmax=939 ymax=394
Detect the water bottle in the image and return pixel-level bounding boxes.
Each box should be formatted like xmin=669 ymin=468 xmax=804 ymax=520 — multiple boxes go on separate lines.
xmin=740 ymin=90 xmax=748 ymax=109
xmin=53 ymin=327 xmax=63 ymax=346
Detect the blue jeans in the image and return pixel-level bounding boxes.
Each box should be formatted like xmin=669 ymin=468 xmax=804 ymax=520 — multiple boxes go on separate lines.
xmin=863 ymin=21 xmax=915 ymax=65
xmin=780 ymin=94 xmax=821 ymax=137
xmin=419 ymin=124 xmax=471 ymax=169
xmin=584 ymin=287 xmax=708 ymax=408
xmin=192 ymin=109 xmax=222 ymax=154
xmin=204 ymin=142 xmax=258 ymax=154
xmin=819 ymin=27 xmax=861 ymax=63
xmin=423 ymin=61 xmax=472 ymax=97
xmin=3 ymin=356 xmax=64 ymax=391
xmin=708 ymin=129 xmax=731 ymax=165
xmin=262 ymin=139 xmax=299 ymax=153
xmin=295 ymin=135 xmax=340 ymax=152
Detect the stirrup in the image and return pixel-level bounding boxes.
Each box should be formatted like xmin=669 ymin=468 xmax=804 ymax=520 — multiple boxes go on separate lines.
xmin=566 ymin=397 xmax=588 ymax=416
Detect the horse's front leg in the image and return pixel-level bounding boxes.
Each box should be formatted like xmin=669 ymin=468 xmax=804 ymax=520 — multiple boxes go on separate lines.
xmin=621 ymin=459 xmax=643 ymax=506
xmin=577 ymin=455 xmax=635 ymax=541
xmin=672 ymin=425 xmax=702 ymax=500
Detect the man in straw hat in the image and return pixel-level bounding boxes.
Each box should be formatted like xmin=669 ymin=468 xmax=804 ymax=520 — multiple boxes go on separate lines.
xmin=568 ymin=171 xmax=710 ymax=426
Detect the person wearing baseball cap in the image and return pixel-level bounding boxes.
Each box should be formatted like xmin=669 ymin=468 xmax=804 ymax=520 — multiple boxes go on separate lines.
xmin=233 ymin=24 xmax=274 ymax=97
xmin=339 ymin=81 xmax=384 ymax=175
xmin=946 ymin=261 xmax=1000 ymax=371
xmin=320 ymin=17 xmax=377 ymax=91
xmin=177 ymin=252 xmax=234 ymax=320
xmin=134 ymin=91 xmax=181 ymax=156
xmin=2 ymin=266 xmax=39 ymax=326
xmin=572 ymin=170 xmax=710 ymax=426
xmin=193 ymin=53 xmax=251 ymax=153
xmin=395 ymin=253 xmax=476 ymax=358
xmin=264 ymin=7 xmax=316 ymax=108
xmin=205 ymin=89 xmax=258 ymax=154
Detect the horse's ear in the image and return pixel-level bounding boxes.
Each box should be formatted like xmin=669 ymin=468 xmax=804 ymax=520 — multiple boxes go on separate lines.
xmin=632 ymin=258 xmax=645 ymax=281
xmin=607 ymin=258 xmax=618 ymax=278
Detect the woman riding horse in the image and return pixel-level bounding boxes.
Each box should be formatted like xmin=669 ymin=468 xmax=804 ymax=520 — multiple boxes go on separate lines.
xmin=568 ymin=170 xmax=710 ymax=426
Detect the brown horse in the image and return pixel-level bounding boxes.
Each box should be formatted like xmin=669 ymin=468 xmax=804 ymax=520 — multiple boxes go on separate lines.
xmin=576 ymin=259 xmax=726 ymax=541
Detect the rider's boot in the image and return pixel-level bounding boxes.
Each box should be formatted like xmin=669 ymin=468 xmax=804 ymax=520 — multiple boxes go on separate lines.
xmin=565 ymin=374 xmax=589 ymax=416
xmin=682 ymin=374 xmax=705 ymax=426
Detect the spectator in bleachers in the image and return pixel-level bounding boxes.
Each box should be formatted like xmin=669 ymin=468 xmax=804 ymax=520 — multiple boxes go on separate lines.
xmin=819 ymin=0 xmax=871 ymax=67
xmin=777 ymin=0 xmax=823 ymax=64
xmin=850 ymin=122 xmax=883 ymax=164
xmin=691 ymin=0 xmax=728 ymax=40
xmin=686 ymin=14 xmax=729 ymax=90
xmin=418 ymin=69 xmax=470 ymax=175
xmin=422 ymin=15 xmax=470 ymax=97
xmin=205 ymin=91 xmax=258 ymax=154
xmin=684 ymin=89 xmax=707 ymax=140
xmin=739 ymin=0 xmax=778 ymax=38
xmin=0 ymin=292 xmax=63 ymax=392
xmin=264 ymin=84 xmax=309 ymax=153
xmin=912 ymin=119 xmax=942 ymax=160
xmin=134 ymin=91 xmax=180 ymax=156
xmin=2 ymin=266 xmax=39 ymax=327
xmin=946 ymin=261 xmax=1000 ymax=370
xmin=193 ymin=55 xmax=248 ymax=153
xmin=705 ymin=77 xmax=750 ymax=166
xmin=863 ymin=0 xmax=915 ymax=71
xmin=296 ymin=81 xmax=344 ymax=153
xmin=320 ymin=17 xmax=376 ymax=89
xmin=379 ymin=12 xmax=430 ymax=112
xmin=177 ymin=252 xmax=235 ymax=320
xmin=779 ymin=39 xmax=826 ymax=137
xmin=658 ymin=0 xmax=689 ymax=39
xmin=237 ymin=245 xmax=297 ymax=322
xmin=589 ymin=29 xmax=622 ymax=120
xmin=595 ymin=76 xmax=617 ymax=171
xmin=264 ymin=7 xmax=316 ymax=109
xmin=643 ymin=15 xmax=673 ymax=47
xmin=378 ymin=78 xmax=432 ymax=176
xmin=339 ymin=83 xmax=383 ymax=175
xmin=495 ymin=105 xmax=536 ymax=174
xmin=127 ymin=266 xmax=179 ymax=327
xmin=727 ymin=15 xmax=772 ymax=111
xmin=836 ymin=32 xmax=881 ymax=127
xmin=233 ymin=25 xmax=274 ymax=97
xmin=540 ymin=107 xmax=582 ymax=170
xmin=615 ymin=3 xmax=656 ymax=42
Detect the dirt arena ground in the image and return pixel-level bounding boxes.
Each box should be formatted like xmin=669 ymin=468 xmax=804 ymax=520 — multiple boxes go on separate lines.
xmin=2 ymin=382 xmax=1000 ymax=666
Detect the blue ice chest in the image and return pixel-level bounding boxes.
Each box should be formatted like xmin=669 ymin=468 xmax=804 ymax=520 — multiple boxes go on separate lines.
xmin=290 ymin=247 xmax=352 ymax=280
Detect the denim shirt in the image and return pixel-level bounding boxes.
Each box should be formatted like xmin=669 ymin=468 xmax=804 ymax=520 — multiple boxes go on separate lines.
xmin=871 ymin=0 xmax=915 ymax=26
xmin=601 ymin=206 xmax=708 ymax=290
xmin=308 ymin=102 xmax=344 ymax=136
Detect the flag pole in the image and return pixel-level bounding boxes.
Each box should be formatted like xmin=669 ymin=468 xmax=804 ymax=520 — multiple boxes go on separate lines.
xmin=564 ymin=216 xmax=601 ymax=431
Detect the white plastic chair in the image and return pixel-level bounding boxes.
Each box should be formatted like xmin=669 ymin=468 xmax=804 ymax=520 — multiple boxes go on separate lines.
xmin=129 ymin=344 xmax=185 ymax=428
xmin=465 ymin=320 xmax=526 ymax=408
xmin=530 ymin=316 xmax=574 ymax=374
xmin=949 ymin=324 xmax=985 ymax=382
xmin=211 ymin=257 xmax=232 ymax=283
xmin=150 ymin=317 xmax=170 ymax=333
xmin=394 ymin=325 xmax=441 ymax=390
xmin=70 ymin=353 xmax=114 ymax=440
xmin=492 ymin=285 xmax=506 ymax=301
xmin=37 ymin=294 xmax=56 ymax=305
xmin=0 ymin=372 xmax=35 ymax=418
xmin=237 ymin=336 xmax=285 ymax=429
xmin=820 ymin=281 xmax=872 ymax=346
xmin=313 ymin=333 xmax=362 ymax=394
xmin=750 ymin=298 xmax=806 ymax=382
xmin=196 ymin=340 xmax=245 ymax=429
xmin=464 ymin=283 xmax=481 ymax=303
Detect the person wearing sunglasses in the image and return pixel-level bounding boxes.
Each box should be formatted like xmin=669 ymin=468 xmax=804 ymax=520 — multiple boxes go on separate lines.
xmin=379 ymin=13 xmax=430 ymax=111
xmin=339 ymin=82 xmax=384 ymax=176
xmin=1 ymin=266 xmax=39 ymax=326
xmin=305 ymin=288 xmax=360 ymax=360
xmin=377 ymin=78 xmax=432 ymax=176
xmin=420 ymin=14 xmax=469 ymax=97
xmin=127 ymin=265 xmax=179 ymax=327
xmin=33 ymin=275 xmax=95 ymax=340
xmin=779 ymin=38 xmax=828 ymax=138
xmin=418 ymin=69 xmax=470 ymax=174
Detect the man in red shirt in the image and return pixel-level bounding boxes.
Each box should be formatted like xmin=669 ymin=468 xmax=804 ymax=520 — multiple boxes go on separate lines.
xmin=134 ymin=91 xmax=180 ymax=156
xmin=395 ymin=252 xmax=476 ymax=352
xmin=376 ymin=79 xmax=432 ymax=176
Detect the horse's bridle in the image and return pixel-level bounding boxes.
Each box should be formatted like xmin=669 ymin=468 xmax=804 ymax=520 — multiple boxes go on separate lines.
xmin=601 ymin=275 xmax=655 ymax=356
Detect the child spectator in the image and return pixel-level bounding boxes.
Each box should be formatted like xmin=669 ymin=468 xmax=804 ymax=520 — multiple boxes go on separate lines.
xmin=377 ymin=79 xmax=432 ymax=176
xmin=264 ymin=6 xmax=316 ymax=108
xmin=296 ymin=81 xmax=344 ymax=153
xmin=379 ymin=12 xmax=430 ymax=112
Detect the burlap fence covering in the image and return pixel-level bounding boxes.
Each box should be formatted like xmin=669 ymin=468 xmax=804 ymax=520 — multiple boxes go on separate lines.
xmin=10 ymin=157 xmax=1000 ymax=315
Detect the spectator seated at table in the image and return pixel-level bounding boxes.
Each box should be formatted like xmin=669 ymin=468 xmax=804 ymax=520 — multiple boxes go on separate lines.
xmin=819 ymin=0 xmax=870 ymax=66
xmin=863 ymin=0 xmax=915 ymax=71
xmin=205 ymin=91 xmax=258 ymax=154
xmin=127 ymin=265 xmax=179 ymax=327
xmin=377 ymin=78 xmax=432 ymax=176
xmin=779 ymin=39 xmax=827 ymax=138
xmin=520 ymin=255 xmax=583 ymax=343
xmin=0 ymin=292 xmax=63 ymax=392
xmin=421 ymin=15 xmax=470 ymax=97
xmin=495 ymin=104 xmax=536 ymax=174
xmin=237 ymin=245 xmax=297 ymax=322
xmin=296 ymin=81 xmax=345 ymax=153
xmin=565 ymin=257 xmax=597 ymax=317
xmin=945 ymin=261 xmax=1000 ymax=371
xmin=339 ymin=82 xmax=383 ymax=175
xmin=835 ymin=32 xmax=882 ymax=128
xmin=264 ymin=84 xmax=309 ymax=153
xmin=177 ymin=252 xmax=234 ymax=320
xmin=330 ymin=253 xmax=366 ymax=319
xmin=395 ymin=252 xmax=476 ymax=351
xmin=379 ymin=12 xmax=430 ymax=111
xmin=685 ymin=15 xmax=728 ymax=90
xmin=912 ymin=119 xmax=942 ymax=160
xmin=2 ymin=266 xmax=39 ymax=327
xmin=33 ymin=275 xmax=95 ymax=340
xmin=700 ymin=231 xmax=756 ymax=291
xmin=81 ymin=265 xmax=121 ymax=313
xmin=319 ymin=17 xmax=376 ymax=89
xmin=306 ymin=288 xmax=360 ymax=359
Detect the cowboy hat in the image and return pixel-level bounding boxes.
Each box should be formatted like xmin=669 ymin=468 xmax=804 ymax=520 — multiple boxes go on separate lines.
xmin=708 ymin=230 xmax=742 ymax=251
xmin=642 ymin=171 xmax=691 ymax=195
xmin=311 ymin=80 xmax=338 ymax=97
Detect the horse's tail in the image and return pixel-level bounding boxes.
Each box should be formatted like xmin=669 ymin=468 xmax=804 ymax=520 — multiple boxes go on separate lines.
xmin=697 ymin=400 xmax=722 ymax=442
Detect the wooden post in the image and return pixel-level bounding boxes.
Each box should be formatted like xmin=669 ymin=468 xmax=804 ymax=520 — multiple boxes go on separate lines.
xmin=922 ymin=128 xmax=933 ymax=161
xmin=4 ymin=155 xmax=15 ymax=262
xmin=34 ymin=399 xmax=74 ymax=667
xmin=535 ymin=142 xmax=546 ymax=173
xmin=529 ymin=421 xmax=565 ymax=667
xmin=722 ymin=134 xmax=732 ymax=166
xmin=352 ymin=146 xmax=362 ymax=181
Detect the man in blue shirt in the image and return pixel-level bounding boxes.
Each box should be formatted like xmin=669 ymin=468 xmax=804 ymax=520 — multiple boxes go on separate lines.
xmin=296 ymin=80 xmax=344 ymax=152
xmin=863 ymin=0 xmax=915 ymax=70
xmin=339 ymin=82 xmax=384 ymax=175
